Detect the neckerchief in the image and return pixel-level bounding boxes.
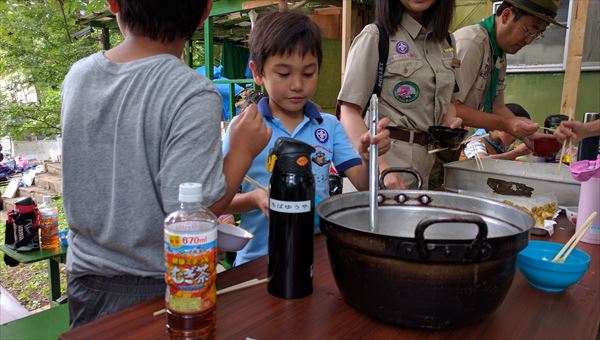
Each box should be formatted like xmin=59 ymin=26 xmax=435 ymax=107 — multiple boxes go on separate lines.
xmin=479 ymin=15 xmax=504 ymax=113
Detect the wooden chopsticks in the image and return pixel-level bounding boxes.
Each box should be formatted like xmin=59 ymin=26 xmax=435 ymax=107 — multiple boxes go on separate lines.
xmin=551 ymin=211 xmax=597 ymax=263
xmin=474 ymin=152 xmax=484 ymax=171
xmin=153 ymin=278 xmax=269 ymax=317
xmin=244 ymin=175 xmax=269 ymax=193
xmin=216 ymin=278 xmax=268 ymax=295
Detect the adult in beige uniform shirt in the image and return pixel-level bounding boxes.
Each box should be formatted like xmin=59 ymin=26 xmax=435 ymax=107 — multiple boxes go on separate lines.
xmin=338 ymin=0 xmax=460 ymax=188
xmin=430 ymin=0 xmax=565 ymax=188
xmin=455 ymin=0 xmax=564 ymax=121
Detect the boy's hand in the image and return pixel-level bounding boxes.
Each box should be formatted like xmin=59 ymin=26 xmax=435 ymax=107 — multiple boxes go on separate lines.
xmin=250 ymin=189 xmax=269 ymax=216
xmin=358 ymin=117 xmax=391 ymax=161
xmin=514 ymin=143 xmax=531 ymax=157
xmin=229 ymin=103 xmax=272 ymax=158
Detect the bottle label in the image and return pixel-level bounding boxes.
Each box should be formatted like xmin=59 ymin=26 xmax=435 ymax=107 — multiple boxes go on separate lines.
xmin=269 ymin=198 xmax=311 ymax=213
xmin=39 ymin=213 xmax=58 ymax=239
xmin=164 ymin=225 xmax=217 ymax=314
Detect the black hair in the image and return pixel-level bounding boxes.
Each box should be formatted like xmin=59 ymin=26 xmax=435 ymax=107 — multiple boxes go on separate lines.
xmin=116 ymin=0 xmax=209 ymax=42
xmin=249 ymin=10 xmax=323 ymax=74
xmin=543 ymin=114 xmax=569 ymax=131
xmin=506 ymin=103 xmax=531 ymax=119
xmin=495 ymin=2 xmax=525 ymax=21
xmin=375 ymin=0 xmax=455 ymax=41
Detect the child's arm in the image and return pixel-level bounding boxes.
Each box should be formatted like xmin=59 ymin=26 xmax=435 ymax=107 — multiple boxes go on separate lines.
xmin=224 ymin=190 xmax=269 ymax=216
xmin=344 ymin=117 xmax=391 ymax=191
xmin=339 ymin=103 xmax=405 ymax=189
xmin=209 ymin=104 xmax=271 ymax=215
xmin=486 ymin=143 xmax=530 ymax=160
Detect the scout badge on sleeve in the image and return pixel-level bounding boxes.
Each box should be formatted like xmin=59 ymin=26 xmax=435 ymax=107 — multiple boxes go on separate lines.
xmin=4 ymin=197 xmax=41 ymax=266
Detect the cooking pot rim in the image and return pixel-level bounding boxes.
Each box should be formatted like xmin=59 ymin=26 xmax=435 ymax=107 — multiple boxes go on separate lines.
xmin=317 ymin=189 xmax=534 ymax=240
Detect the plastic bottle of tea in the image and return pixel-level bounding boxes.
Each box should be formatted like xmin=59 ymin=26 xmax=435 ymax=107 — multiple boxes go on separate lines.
xmin=39 ymin=195 xmax=59 ymax=249
xmin=164 ymin=183 xmax=218 ymax=339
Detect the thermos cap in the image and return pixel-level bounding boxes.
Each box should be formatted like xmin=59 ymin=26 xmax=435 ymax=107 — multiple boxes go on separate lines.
xmin=269 ymin=137 xmax=315 ymax=174
xmin=272 ymin=137 xmax=315 ymax=158
xmin=178 ymin=182 xmax=203 ymax=203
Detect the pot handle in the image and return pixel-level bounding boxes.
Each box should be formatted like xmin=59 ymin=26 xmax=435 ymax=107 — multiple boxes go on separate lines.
xmin=379 ymin=167 xmax=423 ymax=190
xmin=413 ymin=215 xmax=490 ymax=261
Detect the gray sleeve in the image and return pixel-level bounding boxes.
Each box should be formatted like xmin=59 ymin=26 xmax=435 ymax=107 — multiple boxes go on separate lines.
xmin=159 ymin=89 xmax=226 ymax=212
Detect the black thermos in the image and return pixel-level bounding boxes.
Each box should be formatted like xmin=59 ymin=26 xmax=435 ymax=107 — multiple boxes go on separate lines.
xmin=267 ymin=137 xmax=315 ymax=299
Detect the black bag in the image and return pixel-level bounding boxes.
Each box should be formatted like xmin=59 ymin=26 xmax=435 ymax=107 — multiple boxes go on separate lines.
xmin=4 ymin=197 xmax=40 ymax=266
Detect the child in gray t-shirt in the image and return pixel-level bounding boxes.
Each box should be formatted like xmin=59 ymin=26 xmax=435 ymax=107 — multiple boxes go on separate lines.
xmin=61 ymin=0 xmax=271 ymax=328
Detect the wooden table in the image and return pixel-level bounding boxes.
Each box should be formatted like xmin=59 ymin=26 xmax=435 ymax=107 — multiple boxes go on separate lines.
xmin=61 ymin=216 xmax=599 ymax=339
xmin=0 ymin=244 xmax=67 ymax=306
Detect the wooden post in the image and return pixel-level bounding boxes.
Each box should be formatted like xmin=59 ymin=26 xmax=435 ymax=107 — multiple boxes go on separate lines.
xmin=560 ymin=0 xmax=590 ymax=119
xmin=204 ymin=17 xmax=214 ymax=80
xmin=101 ymin=27 xmax=111 ymax=50
xmin=341 ymin=0 xmax=352 ymax=82
xmin=279 ymin=0 xmax=287 ymax=12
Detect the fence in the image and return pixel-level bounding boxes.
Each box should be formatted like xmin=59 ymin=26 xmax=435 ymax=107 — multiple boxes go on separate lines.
xmin=0 ymin=136 xmax=61 ymax=162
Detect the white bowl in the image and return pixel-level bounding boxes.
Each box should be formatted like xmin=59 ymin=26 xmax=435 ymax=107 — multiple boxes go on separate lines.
xmin=217 ymin=223 xmax=254 ymax=252
xmin=565 ymin=207 xmax=578 ymax=225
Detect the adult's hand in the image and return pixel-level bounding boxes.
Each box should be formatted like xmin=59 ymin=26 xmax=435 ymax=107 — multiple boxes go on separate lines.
xmin=554 ymin=120 xmax=600 ymax=143
xmin=228 ymin=103 xmax=272 ymax=158
xmin=505 ymin=116 xmax=539 ymax=138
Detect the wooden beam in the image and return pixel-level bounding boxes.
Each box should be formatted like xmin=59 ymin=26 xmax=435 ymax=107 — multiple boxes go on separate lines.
xmin=101 ymin=27 xmax=110 ymax=50
xmin=560 ymin=0 xmax=590 ymax=119
xmin=279 ymin=0 xmax=287 ymax=11
xmin=204 ymin=17 xmax=215 ymax=80
xmin=341 ymin=0 xmax=352 ymax=83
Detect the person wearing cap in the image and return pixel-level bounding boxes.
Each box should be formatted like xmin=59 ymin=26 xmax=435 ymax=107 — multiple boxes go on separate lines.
xmin=428 ymin=0 xmax=566 ymax=188
xmin=337 ymin=0 xmax=462 ymax=189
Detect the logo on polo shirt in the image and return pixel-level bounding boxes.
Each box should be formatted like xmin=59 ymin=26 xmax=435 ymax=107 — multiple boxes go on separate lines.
xmin=314 ymin=128 xmax=329 ymax=143
xmin=396 ymin=41 xmax=409 ymax=54
xmin=312 ymin=151 xmax=329 ymax=167
xmin=393 ymin=81 xmax=420 ymax=103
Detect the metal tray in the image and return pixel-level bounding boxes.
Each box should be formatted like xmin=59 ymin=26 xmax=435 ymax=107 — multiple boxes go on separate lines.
xmin=444 ymin=159 xmax=580 ymax=206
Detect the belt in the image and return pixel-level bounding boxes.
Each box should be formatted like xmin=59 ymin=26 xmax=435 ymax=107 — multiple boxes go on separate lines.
xmin=387 ymin=127 xmax=429 ymax=146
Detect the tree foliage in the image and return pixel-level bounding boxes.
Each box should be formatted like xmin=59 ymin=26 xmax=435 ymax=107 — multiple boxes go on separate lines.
xmin=0 ymin=0 xmax=108 ymax=139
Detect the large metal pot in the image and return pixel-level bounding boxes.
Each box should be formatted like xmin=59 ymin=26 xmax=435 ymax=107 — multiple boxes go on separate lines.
xmin=317 ymin=169 xmax=534 ymax=329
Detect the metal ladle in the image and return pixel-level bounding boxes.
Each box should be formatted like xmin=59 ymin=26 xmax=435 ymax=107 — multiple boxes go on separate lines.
xmin=369 ymin=94 xmax=379 ymax=232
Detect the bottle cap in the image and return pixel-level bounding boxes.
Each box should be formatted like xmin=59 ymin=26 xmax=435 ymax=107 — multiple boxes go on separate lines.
xmin=43 ymin=195 xmax=52 ymax=203
xmin=178 ymin=183 xmax=203 ymax=203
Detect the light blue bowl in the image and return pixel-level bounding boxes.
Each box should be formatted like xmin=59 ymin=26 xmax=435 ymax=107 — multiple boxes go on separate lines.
xmin=517 ymin=240 xmax=590 ymax=292
xmin=58 ymin=230 xmax=69 ymax=247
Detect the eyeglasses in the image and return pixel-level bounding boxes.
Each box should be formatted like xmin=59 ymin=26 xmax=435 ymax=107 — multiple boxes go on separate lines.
xmin=521 ymin=24 xmax=545 ymax=41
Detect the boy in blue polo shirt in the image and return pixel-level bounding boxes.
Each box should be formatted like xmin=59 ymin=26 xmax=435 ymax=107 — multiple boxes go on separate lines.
xmin=222 ymin=10 xmax=391 ymax=265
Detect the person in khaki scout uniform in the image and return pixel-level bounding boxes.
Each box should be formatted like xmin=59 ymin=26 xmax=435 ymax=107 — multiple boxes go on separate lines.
xmin=429 ymin=0 xmax=566 ymax=188
xmin=338 ymin=0 xmax=461 ymax=189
